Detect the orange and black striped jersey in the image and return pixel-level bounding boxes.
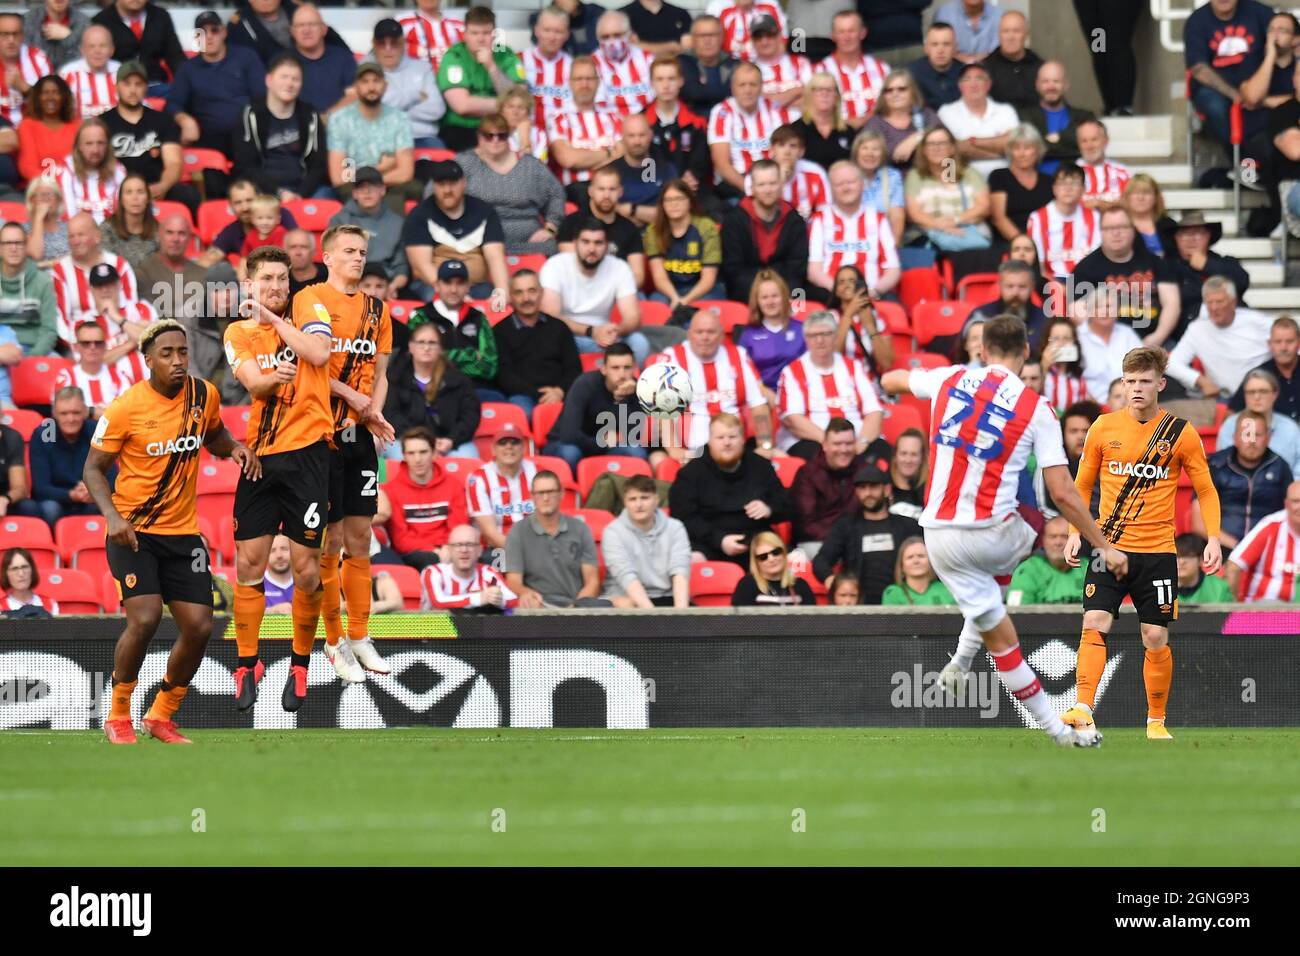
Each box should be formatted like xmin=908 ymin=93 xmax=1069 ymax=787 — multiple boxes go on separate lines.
xmin=295 ymin=282 xmax=392 ymax=431
xmin=1074 ymin=409 xmax=1222 ymax=554
xmin=223 ymin=310 xmax=333 ymax=456
xmin=91 ymin=376 xmax=223 ymax=535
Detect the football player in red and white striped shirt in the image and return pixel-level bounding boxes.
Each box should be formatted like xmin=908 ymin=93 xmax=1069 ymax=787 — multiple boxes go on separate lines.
xmin=1026 ymin=165 xmax=1100 ymax=280
xmin=762 ymin=123 xmax=829 ymax=220
xmin=58 ymin=25 xmax=119 ymax=119
xmin=592 ymin=10 xmax=654 ymax=116
xmin=522 ymin=7 xmax=573 ymax=126
xmin=808 ymin=161 xmax=901 ymax=298
xmin=1227 ymin=482 xmax=1300 ymax=602
xmin=0 ymin=11 xmax=50 ymax=126
xmin=51 ymin=220 xmax=139 ymax=347
xmin=1077 ymin=118 xmax=1130 ymax=209
xmin=750 ymin=18 xmax=809 ymax=125
xmin=54 ymin=320 xmax=136 ymax=416
xmin=707 ymin=62 xmax=777 ymax=195
xmin=650 ymin=309 xmax=775 ymax=457
xmin=707 ymin=0 xmax=788 ymax=61
xmin=815 ymin=12 xmax=889 ymax=127
xmin=399 ymin=0 xmax=464 ymax=73
xmin=881 ymin=314 xmax=1129 ymax=748
xmin=548 ymin=55 xmax=624 ymax=189
xmin=421 ymin=524 xmax=518 ymax=610
xmin=776 ymin=311 xmax=881 ymax=455
xmin=466 ymin=429 xmax=538 ymax=551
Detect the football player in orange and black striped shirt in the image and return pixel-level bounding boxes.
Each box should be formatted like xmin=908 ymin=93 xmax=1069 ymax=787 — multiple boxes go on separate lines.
xmin=1063 ymin=346 xmax=1223 ymax=740
xmin=84 ymin=321 xmax=262 ymax=744
xmin=223 ymin=246 xmax=334 ymax=713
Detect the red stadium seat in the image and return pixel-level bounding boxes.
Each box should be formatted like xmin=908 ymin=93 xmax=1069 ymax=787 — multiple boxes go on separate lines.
xmin=569 ymin=508 xmax=615 ymax=542
xmin=690 ymin=561 xmax=745 ymax=606
xmin=374 ymin=562 xmax=422 ymax=609
xmin=11 ymin=356 xmax=72 ymax=408
xmin=577 ymin=455 xmax=652 ymax=500
xmin=529 ymin=454 xmax=575 ymax=488
xmin=197 ymin=199 xmax=236 ymax=245
xmin=414 ymin=147 xmax=456 ymax=163
xmin=100 ymin=570 xmax=121 ymax=613
xmin=72 ymin=548 xmax=110 ymax=585
xmin=890 ymin=350 xmax=951 ymax=372
xmin=654 ymin=456 xmax=681 ymax=482
xmin=197 ymin=514 xmax=221 ymax=564
xmin=181 ymin=148 xmax=230 ymax=185
xmin=221 ymin=405 xmax=251 ymax=442
xmin=957 ymin=272 xmax=999 ymax=305
xmin=896 ymin=393 xmax=932 ymax=434
xmin=628 ymin=300 xmax=671 ymax=326
xmin=474 ymin=403 xmax=533 ymax=456
xmin=771 ymin=455 xmax=804 ymax=487
xmin=792 ymin=561 xmax=828 ymax=605
xmin=434 ymin=456 xmax=482 ymax=480
xmin=0 ymin=516 xmax=58 ymax=569
xmin=1174 ymin=484 xmax=1194 ymax=536
xmin=468 ymin=297 xmax=512 ymax=326
xmin=531 ymin=402 xmax=564 ymax=448
xmin=284 ymin=198 xmax=342 ymax=232
xmin=580 ymin=352 xmax=605 ymax=373
xmin=388 ymin=299 xmax=424 ymax=324
xmin=197 ymin=458 xmax=240 ymax=496
xmin=505 ymin=253 xmax=547 ymax=275
xmin=36 ymin=568 xmax=100 ymax=613
xmin=897 ymin=267 xmax=945 ymax=315
xmin=880 ymin=402 xmax=924 ymax=445
xmin=151 ymin=200 xmax=194 ymax=230
xmin=54 ymin=515 xmax=107 ymax=564
xmin=210 ymin=565 xmax=237 ymax=587
xmin=0 ymin=409 xmax=44 ymax=440
xmin=911 ymin=300 xmax=974 ymax=347
xmin=0 ymin=200 xmax=27 ymax=223
xmin=694 ymin=299 xmax=749 ymax=333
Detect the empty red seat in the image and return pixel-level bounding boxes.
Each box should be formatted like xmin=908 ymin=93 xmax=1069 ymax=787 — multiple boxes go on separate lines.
xmin=898 ymin=267 xmax=945 ymax=314
xmin=181 ymin=147 xmax=230 ymax=184
xmin=880 ymin=403 xmax=924 ymax=445
xmin=197 ymin=199 xmax=236 ymax=246
xmin=0 ymin=408 xmax=43 ymax=440
xmin=433 ymin=456 xmax=483 ymax=480
xmin=221 ymin=405 xmax=251 ymax=442
xmin=771 ymin=455 xmax=804 ymax=487
xmin=569 ymin=508 xmax=615 ymax=542
xmin=54 ymin=515 xmax=107 ymax=564
xmin=197 ymin=458 xmax=240 ymax=496
xmin=956 ymin=272 xmax=999 ymax=305
xmin=36 ymin=568 xmax=100 ymax=613
xmin=11 ymin=356 xmax=72 ymax=408
xmin=284 ymin=198 xmax=342 ymax=232
xmin=0 ymin=516 xmax=58 ymax=569
xmin=694 ymin=299 xmax=749 ymax=333
xmin=577 ymin=455 xmax=652 ymax=500
xmin=690 ymin=561 xmax=745 ymax=606
xmin=532 ymin=402 xmax=564 ymax=447
xmin=388 ymin=299 xmax=424 ymax=324
xmin=911 ymin=300 xmax=974 ymax=347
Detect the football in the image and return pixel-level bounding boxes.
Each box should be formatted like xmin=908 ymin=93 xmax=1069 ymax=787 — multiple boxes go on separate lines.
xmin=636 ymin=362 xmax=693 ymax=419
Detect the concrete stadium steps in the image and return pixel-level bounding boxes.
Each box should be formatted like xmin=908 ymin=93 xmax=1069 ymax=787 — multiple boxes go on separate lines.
xmin=1242 ymin=288 xmax=1300 ymax=310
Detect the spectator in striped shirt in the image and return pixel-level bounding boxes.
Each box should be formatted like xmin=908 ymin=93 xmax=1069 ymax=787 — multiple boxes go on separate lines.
xmin=707 ymin=61 xmax=776 ymax=198
xmin=1225 ymin=480 xmax=1300 ymax=601
xmin=56 ymin=319 xmax=131 ymax=418
xmin=1025 ymin=164 xmax=1098 ymax=282
xmin=815 ymin=11 xmax=888 ymax=131
xmin=768 ymin=122 xmax=830 ymax=222
xmin=58 ymin=116 xmax=126 ymax=224
xmin=1036 ymin=317 xmax=1089 ymax=414
xmin=0 ymin=12 xmax=50 ymax=129
xmin=548 ymin=56 xmax=626 ymax=204
xmin=466 ymin=423 xmax=537 ymax=552
xmin=708 ymin=0 xmax=788 ymax=62
xmin=421 ymin=523 xmax=518 ymax=611
xmin=1076 ymin=118 xmax=1130 ymax=210
xmin=592 ymin=10 xmax=654 ymax=116
xmin=23 ymin=1 xmax=90 ymax=75
xmin=808 ymin=161 xmax=900 ymax=298
xmin=58 ymin=25 xmax=119 ymax=120
xmin=399 ymin=0 xmax=465 ymax=74
xmin=749 ymin=14 xmax=809 ymax=126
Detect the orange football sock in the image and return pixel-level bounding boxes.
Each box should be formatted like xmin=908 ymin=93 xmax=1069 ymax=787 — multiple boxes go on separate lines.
xmin=1144 ymin=646 xmax=1173 ymax=721
xmin=291 ymin=586 xmax=325 ymax=656
xmin=109 ymin=675 xmax=136 ymax=721
xmin=145 ymin=681 xmax=188 ymax=722
xmin=232 ymin=582 xmax=266 ymax=658
xmin=1076 ymin=627 xmax=1107 ymax=710
xmin=319 ymin=552 xmax=342 ymax=646
xmin=342 ymin=556 xmax=372 ymax=639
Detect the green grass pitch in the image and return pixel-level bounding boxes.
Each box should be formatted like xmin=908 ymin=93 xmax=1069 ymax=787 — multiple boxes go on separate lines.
xmin=4 ymin=728 xmax=1298 ymax=865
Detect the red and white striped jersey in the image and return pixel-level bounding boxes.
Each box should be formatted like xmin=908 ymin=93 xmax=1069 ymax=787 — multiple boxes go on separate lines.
xmin=51 ymin=253 xmax=139 ymax=346
xmin=1229 ymin=510 xmax=1300 ymax=602
xmin=1078 ymin=158 xmax=1131 ymax=205
xmin=521 ymin=46 xmax=573 ymax=125
xmin=87 ymin=300 xmax=159 ymax=383
xmin=399 ymin=10 xmax=464 ymax=72
xmin=56 ymin=159 xmax=126 ymax=224
xmin=547 ymin=107 xmax=623 ymax=185
xmin=420 ymin=562 xmax=518 ymax=610
xmin=59 ymin=58 xmax=121 ymax=118
xmin=0 ymin=47 xmax=50 ymax=126
xmin=465 ymin=459 xmax=538 ymax=536
xmin=755 ymin=53 xmax=811 ymax=124
xmin=707 ymin=96 xmax=777 ymax=182
xmin=54 ymin=360 xmax=135 ymax=408
xmin=1026 ymin=201 xmax=1100 ymax=277
xmin=744 ymin=159 xmax=828 ymax=219
xmin=509 ymin=126 xmax=548 ymax=164
xmin=776 ymin=352 xmax=881 ymax=450
xmin=1043 ymin=368 xmax=1088 ymax=414
xmin=707 ymin=1 xmax=789 ymax=60
xmin=652 ymin=342 xmax=766 ymax=451
xmin=592 ymin=45 xmax=654 ymax=116
xmin=808 ymin=204 xmax=900 ymax=290
xmin=838 ymin=307 xmax=886 ymax=367
xmin=815 ymin=52 xmax=890 ymax=123
xmin=909 ymin=362 xmax=1067 ymax=529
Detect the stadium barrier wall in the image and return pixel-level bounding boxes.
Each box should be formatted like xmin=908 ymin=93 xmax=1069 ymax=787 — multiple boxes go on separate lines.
xmin=1 ymin=610 xmax=1296 ymax=729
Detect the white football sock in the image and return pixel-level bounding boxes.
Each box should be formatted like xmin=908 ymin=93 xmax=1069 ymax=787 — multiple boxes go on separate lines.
xmin=992 ymin=643 xmax=1066 ymax=737
xmin=951 ymin=619 xmax=983 ymax=672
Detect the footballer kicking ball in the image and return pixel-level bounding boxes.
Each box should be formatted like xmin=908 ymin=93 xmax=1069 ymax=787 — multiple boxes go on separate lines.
xmin=637 ymin=363 xmax=693 ymax=419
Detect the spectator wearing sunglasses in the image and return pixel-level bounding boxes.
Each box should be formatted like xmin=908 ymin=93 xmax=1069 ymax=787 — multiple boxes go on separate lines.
xmin=731 ymin=531 xmax=817 ymax=606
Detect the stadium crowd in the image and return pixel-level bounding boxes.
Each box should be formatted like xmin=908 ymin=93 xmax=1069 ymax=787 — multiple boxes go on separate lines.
xmin=1 ymin=0 xmax=1300 ymax=615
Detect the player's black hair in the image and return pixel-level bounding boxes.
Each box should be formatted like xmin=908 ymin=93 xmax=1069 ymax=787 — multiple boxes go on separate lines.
xmin=1175 ymin=533 xmax=1207 ymax=559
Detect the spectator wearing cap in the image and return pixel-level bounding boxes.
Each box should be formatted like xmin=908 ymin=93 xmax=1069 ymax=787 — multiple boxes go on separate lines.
xmin=23 ymin=1 xmax=92 ymax=75
xmin=934 ymin=0 xmax=1004 ymax=63
xmin=327 ymin=62 xmax=422 ymax=210
xmin=936 ymin=61 xmax=1018 ymax=178
xmin=436 ymin=6 xmax=525 ymax=153
xmin=17 ymin=386 xmax=103 ymax=527
xmin=0 ymin=220 xmax=58 ymax=357
xmin=402 ymin=158 xmax=510 ymax=301
xmin=812 ymin=461 xmax=921 ymax=604
xmin=495 ymin=268 xmax=581 ymax=419
xmin=1018 ymin=61 xmax=1096 ymax=176
xmin=376 ymin=426 xmax=469 ymax=570
xmin=383 ymin=317 xmax=481 ymax=461
xmin=465 ymin=421 xmax=537 ymax=553
xmin=542 ymin=342 xmax=647 ymax=473
xmin=166 ymin=11 xmax=268 ymax=175
xmin=231 ymin=53 xmax=329 ymax=202
xmin=907 ymin=20 xmax=961 ymax=111
xmin=90 ymin=0 xmax=184 ymax=97
xmin=328 ymin=164 xmax=410 ymax=294
xmin=602 ymin=473 xmax=692 ymax=608
xmin=102 ymin=62 xmax=200 ymax=215
xmin=289 ymin=3 xmax=358 ymax=116
xmin=228 ymin=0 xmax=350 ymax=69
xmin=409 ymin=259 xmax=502 ymax=401
xmin=1162 ymin=211 xmax=1251 ymax=339
xmin=84 ymin=260 xmax=159 ymax=382
xmin=367 ymin=17 xmax=446 ymax=149
xmin=790 ymin=417 xmax=870 ymax=560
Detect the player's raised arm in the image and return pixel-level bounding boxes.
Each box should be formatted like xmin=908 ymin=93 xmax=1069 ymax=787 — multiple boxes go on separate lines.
xmin=268 ymin=295 xmax=331 ymax=368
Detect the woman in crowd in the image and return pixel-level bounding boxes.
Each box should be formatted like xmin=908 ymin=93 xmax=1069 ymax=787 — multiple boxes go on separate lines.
xmin=957 ymin=318 xmax=985 ymax=370
xmin=17 ymin=74 xmax=77 ymax=185
xmin=904 ymin=125 xmax=991 ymax=264
xmin=880 ymin=537 xmax=956 ymax=606
xmin=862 ymin=69 xmax=936 ymax=171
xmin=99 ymin=174 xmax=159 ymax=271
xmin=829 ymin=572 xmax=860 ymax=606
xmin=828 ymin=264 xmax=893 ymax=374
xmin=852 ymin=128 xmax=905 ymax=242
xmin=888 ymin=427 xmax=928 ymax=520
xmin=0 ymin=548 xmax=57 ymax=614
xmin=731 ymin=532 xmax=818 ymax=607
xmin=23 ymin=175 xmax=67 ymax=264
xmin=1038 ymin=318 xmax=1090 ymax=413
xmin=458 ymin=113 xmax=565 ymax=256
xmin=1122 ymin=173 xmax=1175 ymax=257
xmin=738 ymin=269 xmax=804 ymax=398
xmin=987 ymin=124 xmax=1052 ymax=243
xmin=498 ymin=87 xmax=549 ymax=164
xmin=644 ymin=179 xmax=722 ymax=313
xmin=793 ymin=73 xmax=851 ymax=169
xmin=382 ymin=320 xmax=481 ymax=461
xmin=59 ymin=117 xmax=124 ymax=223
xmin=1007 ymin=232 xmax=1054 ymax=304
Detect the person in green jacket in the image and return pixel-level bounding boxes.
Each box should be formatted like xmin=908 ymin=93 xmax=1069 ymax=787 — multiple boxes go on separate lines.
xmin=409 ymin=258 xmax=500 ymax=399
xmin=1176 ymin=532 xmax=1234 ymax=604
xmin=437 ymin=6 xmax=526 ymax=152
xmin=0 ymin=222 xmax=58 ymax=357
xmin=882 ymin=536 xmax=957 ymax=606
xmin=1006 ymin=516 xmax=1087 ymax=605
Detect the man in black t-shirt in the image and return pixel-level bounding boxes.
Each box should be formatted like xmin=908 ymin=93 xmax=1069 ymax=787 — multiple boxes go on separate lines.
xmin=100 ymin=61 xmax=200 ymax=214
xmin=619 ymin=0 xmax=692 ymax=57
xmin=401 ymin=159 xmax=509 ymax=300
xmin=1070 ymin=206 xmax=1181 ymax=348
xmin=0 ymin=423 xmax=27 ymax=516
xmin=812 ymin=463 xmax=921 ymax=605
xmin=555 ymin=165 xmax=647 ymax=289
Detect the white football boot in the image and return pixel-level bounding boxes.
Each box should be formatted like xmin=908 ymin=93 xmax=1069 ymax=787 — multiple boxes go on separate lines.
xmin=324 ymin=638 xmax=365 ymax=683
